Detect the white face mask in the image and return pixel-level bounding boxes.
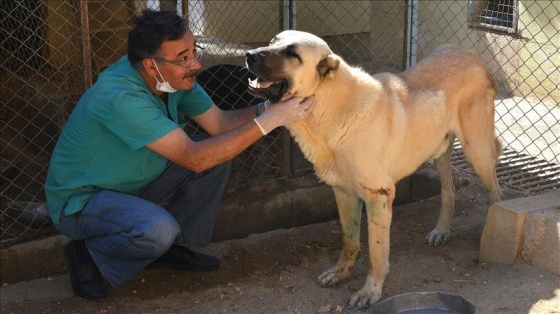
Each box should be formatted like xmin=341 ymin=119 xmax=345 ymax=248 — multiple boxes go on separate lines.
xmin=152 ymin=59 xmax=177 ymax=93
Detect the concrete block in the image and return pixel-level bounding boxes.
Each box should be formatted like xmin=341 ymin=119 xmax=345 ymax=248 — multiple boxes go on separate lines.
xmin=521 ymin=207 xmax=560 ymax=275
xmin=480 ymin=190 xmax=560 ymax=274
xmin=0 ymin=234 xmax=69 ymax=284
xmin=213 ymin=175 xmax=339 ymax=242
xmin=479 ymin=200 xmax=530 ymax=265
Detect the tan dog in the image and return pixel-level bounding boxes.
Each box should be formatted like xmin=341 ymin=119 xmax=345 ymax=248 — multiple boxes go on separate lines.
xmin=246 ymin=30 xmax=503 ymax=308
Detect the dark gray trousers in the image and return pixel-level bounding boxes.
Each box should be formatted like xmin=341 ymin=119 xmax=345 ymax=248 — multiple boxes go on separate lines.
xmin=137 ymin=159 xmax=232 ymax=248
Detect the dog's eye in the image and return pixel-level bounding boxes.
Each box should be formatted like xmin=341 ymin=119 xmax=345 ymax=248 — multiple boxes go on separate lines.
xmin=284 ymin=44 xmax=301 ymax=61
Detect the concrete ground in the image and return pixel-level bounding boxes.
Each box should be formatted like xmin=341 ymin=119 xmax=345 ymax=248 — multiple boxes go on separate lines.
xmin=1 ymin=175 xmax=558 ymax=314
xmin=495 ymin=97 xmax=559 ymax=165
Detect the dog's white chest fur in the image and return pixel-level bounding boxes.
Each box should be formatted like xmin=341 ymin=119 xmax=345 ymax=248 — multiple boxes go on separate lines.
xmin=286 ymin=67 xmax=447 ymax=190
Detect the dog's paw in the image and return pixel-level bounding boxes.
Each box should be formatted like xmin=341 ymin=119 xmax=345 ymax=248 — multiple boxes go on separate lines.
xmin=426 ymin=228 xmax=451 ymax=246
xmin=317 ymin=266 xmax=348 ymax=286
xmin=347 ymin=276 xmax=382 ymax=309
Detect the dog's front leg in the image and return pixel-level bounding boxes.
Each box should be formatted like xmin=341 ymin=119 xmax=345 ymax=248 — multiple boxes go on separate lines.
xmin=348 ymin=191 xmax=393 ymax=309
xmin=318 ymin=187 xmax=362 ymax=286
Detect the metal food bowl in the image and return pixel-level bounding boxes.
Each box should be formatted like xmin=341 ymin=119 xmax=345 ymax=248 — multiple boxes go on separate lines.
xmin=368 ymin=291 xmax=476 ymax=314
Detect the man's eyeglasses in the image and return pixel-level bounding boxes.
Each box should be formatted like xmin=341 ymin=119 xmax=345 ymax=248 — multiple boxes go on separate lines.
xmin=154 ymin=44 xmax=204 ymax=68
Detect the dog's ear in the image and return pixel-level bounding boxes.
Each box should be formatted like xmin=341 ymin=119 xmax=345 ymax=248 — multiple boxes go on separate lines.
xmin=317 ymin=54 xmax=340 ymax=79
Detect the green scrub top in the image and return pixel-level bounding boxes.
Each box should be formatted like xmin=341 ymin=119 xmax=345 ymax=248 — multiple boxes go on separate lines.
xmin=45 ymin=55 xmax=213 ymax=223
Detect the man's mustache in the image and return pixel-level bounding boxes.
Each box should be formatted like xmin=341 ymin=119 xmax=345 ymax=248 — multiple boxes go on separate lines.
xmin=184 ymin=69 xmax=200 ymax=78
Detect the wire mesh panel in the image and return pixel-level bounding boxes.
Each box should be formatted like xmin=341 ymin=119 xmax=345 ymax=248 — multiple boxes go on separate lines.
xmin=1 ymin=0 xmax=558 ymax=247
xmin=417 ymin=1 xmax=558 ymax=157
xmin=185 ymin=1 xmax=289 ymax=184
xmin=1 ymin=1 xmax=85 ymax=246
xmin=407 ymin=0 xmax=559 ymax=192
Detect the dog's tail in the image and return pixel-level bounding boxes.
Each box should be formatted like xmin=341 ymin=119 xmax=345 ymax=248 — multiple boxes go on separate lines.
xmin=486 ymin=69 xmax=498 ymax=95
xmin=485 ymin=68 xmax=502 ymax=161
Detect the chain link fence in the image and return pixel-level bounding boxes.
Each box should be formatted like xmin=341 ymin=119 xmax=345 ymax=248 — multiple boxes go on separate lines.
xmin=1 ymin=0 xmax=558 ymax=247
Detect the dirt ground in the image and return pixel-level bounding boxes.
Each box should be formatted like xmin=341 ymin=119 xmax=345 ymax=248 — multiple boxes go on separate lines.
xmin=1 ymin=175 xmax=559 ymax=314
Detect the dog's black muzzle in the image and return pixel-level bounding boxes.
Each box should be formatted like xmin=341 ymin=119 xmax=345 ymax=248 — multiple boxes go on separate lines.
xmin=245 ymin=50 xmax=264 ymax=65
xmin=245 ymin=49 xmax=289 ymax=103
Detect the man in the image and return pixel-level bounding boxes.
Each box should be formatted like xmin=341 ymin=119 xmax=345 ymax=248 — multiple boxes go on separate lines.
xmin=45 ymin=9 xmax=312 ymax=301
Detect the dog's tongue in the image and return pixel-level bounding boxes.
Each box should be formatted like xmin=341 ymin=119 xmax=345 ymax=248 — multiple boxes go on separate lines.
xmin=248 ymin=78 xmax=274 ymax=89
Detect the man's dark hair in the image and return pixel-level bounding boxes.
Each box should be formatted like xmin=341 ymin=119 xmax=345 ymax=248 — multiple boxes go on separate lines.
xmin=128 ymin=9 xmax=187 ymax=70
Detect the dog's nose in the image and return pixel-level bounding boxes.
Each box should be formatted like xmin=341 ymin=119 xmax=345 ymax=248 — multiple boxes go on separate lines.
xmin=246 ymin=50 xmax=261 ymax=64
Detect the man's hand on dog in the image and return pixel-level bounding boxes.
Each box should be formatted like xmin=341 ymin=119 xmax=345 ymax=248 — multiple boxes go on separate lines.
xmin=255 ymin=96 xmax=313 ymax=134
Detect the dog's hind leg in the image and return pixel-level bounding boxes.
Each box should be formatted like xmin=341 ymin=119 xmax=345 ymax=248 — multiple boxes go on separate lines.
xmin=461 ymin=135 xmax=503 ymax=203
xmin=347 ymin=184 xmax=394 ymax=309
xmin=426 ymin=138 xmax=456 ymax=246
xmin=318 ymin=187 xmax=362 ymax=287
xmin=458 ymin=93 xmax=504 ymax=203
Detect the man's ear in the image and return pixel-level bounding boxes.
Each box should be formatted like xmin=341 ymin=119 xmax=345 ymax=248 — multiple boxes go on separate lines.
xmin=317 ymin=54 xmax=340 ymax=79
xmin=143 ymin=58 xmax=158 ymax=77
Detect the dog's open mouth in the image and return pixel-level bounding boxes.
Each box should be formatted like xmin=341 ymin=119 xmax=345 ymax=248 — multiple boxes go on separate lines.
xmin=247 ymin=77 xmax=288 ymax=103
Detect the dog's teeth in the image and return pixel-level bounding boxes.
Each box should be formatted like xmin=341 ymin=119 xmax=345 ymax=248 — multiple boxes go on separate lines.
xmin=248 ymin=78 xmax=259 ymax=88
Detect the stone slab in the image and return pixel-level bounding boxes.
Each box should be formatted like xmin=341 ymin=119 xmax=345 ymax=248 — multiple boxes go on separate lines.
xmin=521 ymin=207 xmax=560 ymax=275
xmin=0 ymin=234 xmax=69 ymax=284
xmin=480 ymin=190 xmax=560 ymax=274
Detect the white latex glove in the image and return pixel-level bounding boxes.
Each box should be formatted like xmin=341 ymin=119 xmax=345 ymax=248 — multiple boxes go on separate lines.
xmin=254 ymin=96 xmax=313 ymax=135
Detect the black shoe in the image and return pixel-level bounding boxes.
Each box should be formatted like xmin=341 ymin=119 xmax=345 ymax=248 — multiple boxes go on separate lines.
xmin=146 ymin=245 xmax=221 ymax=272
xmin=64 ymin=241 xmax=109 ymax=301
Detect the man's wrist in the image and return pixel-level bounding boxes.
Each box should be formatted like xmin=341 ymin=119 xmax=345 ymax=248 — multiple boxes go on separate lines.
xmin=255 ymin=100 xmax=270 ymax=118
xmin=253 ymin=118 xmax=268 ymax=135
